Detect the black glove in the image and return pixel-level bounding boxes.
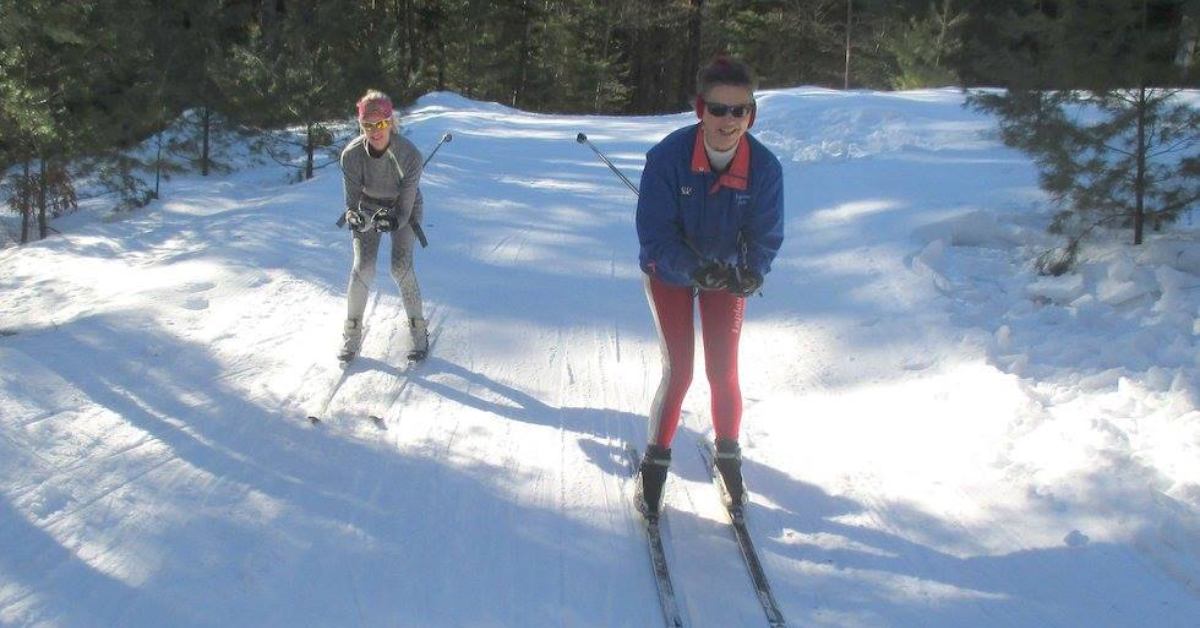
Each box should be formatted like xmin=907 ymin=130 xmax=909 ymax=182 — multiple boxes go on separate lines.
xmin=345 ymin=208 xmax=370 ymax=232
xmin=729 ymin=267 xmax=763 ymax=297
xmin=692 ymin=261 xmax=733 ymax=291
xmin=372 ymin=208 xmax=399 ymax=232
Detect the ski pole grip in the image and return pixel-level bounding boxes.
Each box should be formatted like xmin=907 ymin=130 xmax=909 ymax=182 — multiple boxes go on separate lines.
xmin=422 ymin=132 xmax=454 ymax=168
xmin=576 ymin=132 xmax=639 ymax=196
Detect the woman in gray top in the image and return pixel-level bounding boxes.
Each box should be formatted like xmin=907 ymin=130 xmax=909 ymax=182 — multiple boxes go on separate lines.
xmin=338 ymin=90 xmax=428 ymax=363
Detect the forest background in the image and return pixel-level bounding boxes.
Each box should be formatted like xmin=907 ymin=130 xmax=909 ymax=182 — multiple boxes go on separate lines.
xmin=3 ymin=0 xmax=1200 ymax=243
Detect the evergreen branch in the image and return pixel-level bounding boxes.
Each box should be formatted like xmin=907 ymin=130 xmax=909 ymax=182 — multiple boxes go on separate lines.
xmin=1148 ymin=137 xmax=1200 ymax=158
xmin=261 ymin=143 xmax=302 ymax=171
xmin=1099 ymin=142 xmax=1135 ymax=158
xmin=1148 ymin=193 xmax=1200 ymax=217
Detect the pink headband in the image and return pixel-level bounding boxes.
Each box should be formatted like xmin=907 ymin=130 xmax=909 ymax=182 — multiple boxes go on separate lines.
xmin=357 ymin=97 xmax=393 ymax=121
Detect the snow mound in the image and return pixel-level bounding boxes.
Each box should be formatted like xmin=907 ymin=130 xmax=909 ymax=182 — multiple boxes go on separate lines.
xmin=913 ymin=210 xmax=1027 ymax=249
xmin=409 ymin=91 xmax=518 ymax=116
xmin=754 ymin=88 xmax=995 ymax=162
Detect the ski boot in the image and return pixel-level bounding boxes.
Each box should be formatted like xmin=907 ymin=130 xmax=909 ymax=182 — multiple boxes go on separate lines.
xmin=714 ymin=438 xmax=745 ymax=511
xmin=406 ymin=316 xmax=429 ymax=362
xmin=636 ymin=444 xmax=672 ymax=519
xmin=337 ymin=318 xmax=363 ymax=365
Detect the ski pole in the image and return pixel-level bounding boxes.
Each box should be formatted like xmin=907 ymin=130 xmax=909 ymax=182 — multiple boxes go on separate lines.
xmin=577 ymin=132 xmax=709 ymax=261
xmin=576 ymin=132 xmax=640 ymax=196
xmin=424 ymin=132 xmax=453 ymax=167
xmin=579 ymin=131 xmax=757 ymax=293
xmin=336 ymin=132 xmax=454 ymax=228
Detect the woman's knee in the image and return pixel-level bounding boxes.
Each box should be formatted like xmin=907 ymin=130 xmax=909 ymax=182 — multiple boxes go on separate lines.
xmin=706 ymin=365 xmax=739 ymax=391
xmin=389 ymin=258 xmax=414 ymax=281
xmin=661 ymin=359 xmax=693 ymax=391
xmin=352 ymin=260 xmax=377 ymax=282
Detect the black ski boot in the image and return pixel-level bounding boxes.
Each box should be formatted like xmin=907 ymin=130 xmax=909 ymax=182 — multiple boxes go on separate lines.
xmin=715 ymin=438 xmax=745 ymax=509
xmin=636 ymin=445 xmax=672 ymax=518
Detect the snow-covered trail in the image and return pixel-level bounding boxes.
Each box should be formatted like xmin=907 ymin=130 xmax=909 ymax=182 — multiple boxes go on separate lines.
xmin=2 ymin=89 xmax=1200 ymax=627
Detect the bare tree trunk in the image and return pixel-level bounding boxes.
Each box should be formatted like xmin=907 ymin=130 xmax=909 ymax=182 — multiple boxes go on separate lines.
xmin=1134 ymin=85 xmax=1147 ymax=245
xmin=515 ymin=0 xmax=532 ymax=107
xmin=260 ymin=0 xmax=279 ymax=50
xmin=650 ymin=6 xmax=671 ymax=111
xmin=629 ymin=8 xmax=645 ymax=112
xmin=681 ymin=0 xmax=704 ymax=105
xmin=435 ymin=7 xmax=447 ymax=92
xmin=463 ymin=12 xmax=476 ymax=98
xmin=408 ymin=0 xmax=420 ymax=86
xmin=1176 ymin=14 xmax=1197 ymax=80
xmin=594 ymin=2 xmax=614 ymax=112
xmin=20 ymin=160 xmax=30 ymax=244
xmin=1133 ymin=0 xmax=1149 ymax=245
xmin=844 ymin=0 xmax=852 ymax=89
xmin=305 ymin=123 xmax=316 ymax=181
xmin=201 ymin=106 xmax=212 ymax=177
xmin=934 ymin=0 xmax=950 ymax=68
xmin=37 ymin=156 xmax=47 ymax=240
xmin=154 ymin=129 xmax=163 ymax=199
xmin=403 ymin=0 xmax=413 ymax=81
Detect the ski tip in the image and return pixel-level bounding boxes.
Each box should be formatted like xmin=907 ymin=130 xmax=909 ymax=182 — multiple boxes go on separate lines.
xmin=307 ymin=415 xmax=321 ymax=424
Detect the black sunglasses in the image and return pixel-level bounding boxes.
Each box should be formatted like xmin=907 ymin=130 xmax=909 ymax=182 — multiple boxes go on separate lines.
xmin=705 ymin=101 xmax=755 ymax=118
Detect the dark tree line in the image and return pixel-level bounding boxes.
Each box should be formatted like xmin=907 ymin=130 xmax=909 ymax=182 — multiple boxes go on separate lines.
xmin=3 ymin=0 xmax=1200 ymax=245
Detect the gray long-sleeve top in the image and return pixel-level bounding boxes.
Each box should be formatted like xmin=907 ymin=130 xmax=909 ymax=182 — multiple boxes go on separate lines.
xmin=340 ymin=131 xmax=424 ymax=225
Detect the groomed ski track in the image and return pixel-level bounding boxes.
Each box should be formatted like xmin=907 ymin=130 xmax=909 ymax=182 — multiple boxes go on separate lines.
xmin=3 ymin=90 xmax=1200 ymax=627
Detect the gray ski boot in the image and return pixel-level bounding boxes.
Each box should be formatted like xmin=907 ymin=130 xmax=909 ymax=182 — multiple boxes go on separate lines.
xmin=406 ymin=316 xmax=429 ymax=362
xmin=338 ymin=318 xmax=363 ymax=364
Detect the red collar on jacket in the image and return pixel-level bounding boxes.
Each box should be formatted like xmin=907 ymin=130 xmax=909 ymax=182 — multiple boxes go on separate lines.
xmin=690 ymin=125 xmax=750 ymax=194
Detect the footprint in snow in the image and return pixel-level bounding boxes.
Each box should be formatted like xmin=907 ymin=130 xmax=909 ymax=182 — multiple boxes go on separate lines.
xmin=182 ymin=281 xmax=217 ymax=293
xmin=181 ymin=297 xmax=209 ymax=311
xmin=1064 ymin=529 xmax=1090 ymax=548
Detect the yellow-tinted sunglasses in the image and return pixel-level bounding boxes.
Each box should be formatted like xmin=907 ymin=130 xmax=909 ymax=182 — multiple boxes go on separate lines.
xmin=360 ymin=118 xmax=392 ymax=132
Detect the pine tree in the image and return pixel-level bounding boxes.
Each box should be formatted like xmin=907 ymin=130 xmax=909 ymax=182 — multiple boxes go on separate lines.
xmin=220 ymin=1 xmax=356 ymax=181
xmin=150 ymin=0 xmax=244 ymax=178
xmin=886 ymin=0 xmax=967 ymax=89
xmin=971 ymin=0 xmax=1200 ymax=274
xmin=0 ymin=1 xmax=89 ymax=239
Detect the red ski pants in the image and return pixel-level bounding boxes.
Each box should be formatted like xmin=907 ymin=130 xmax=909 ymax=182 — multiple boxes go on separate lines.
xmin=644 ymin=275 xmax=745 ymax=448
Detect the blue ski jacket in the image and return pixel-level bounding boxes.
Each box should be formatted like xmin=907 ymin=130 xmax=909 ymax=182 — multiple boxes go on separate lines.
xmin=636 ymin=124 xmax=784 ymax=288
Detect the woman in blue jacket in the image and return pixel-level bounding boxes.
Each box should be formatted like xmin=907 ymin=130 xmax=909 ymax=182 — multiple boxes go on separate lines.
xmin=636 ymin=57 xmax=784 ymax=516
